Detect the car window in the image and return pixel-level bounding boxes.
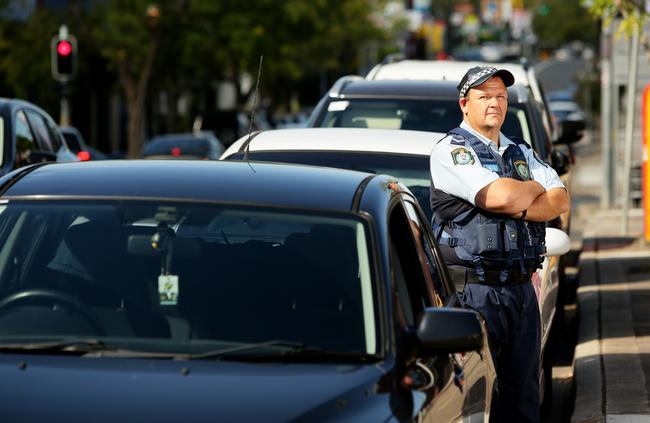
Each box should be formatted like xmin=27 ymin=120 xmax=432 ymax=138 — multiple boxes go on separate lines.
xmin=14 ymin=110 xmax=38 ymax=166
xmin=402 ymin=199 xmax=450 ymax=305
xmin=0 ymin=200 xmax=377 ymax=356
xmin=62 ymin=132 xmax=83 ymax=152
xmin=388 ymin=201 xmax=433 ymax=326
xmin=44 ymin=117 xmax=63 ymax=151
xmin=320 ymin=99 xmax=462 ymax=133
xmin=24 ymin=111 xmax=54 ymax=152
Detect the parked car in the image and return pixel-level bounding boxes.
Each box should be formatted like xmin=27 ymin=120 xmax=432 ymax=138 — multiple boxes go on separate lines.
xmin=0 ymin=98 xmax=77 ymax=175
xmin=307 ymin=78 xmax=570 ymax=179
xmin=222 ymin=127 xmax=572 ymax=406
xmin=141 ymin=131 xmax=225 ymax=160
xmin=59 ymin=126 xmax=107 ymax=161
xmin=365 ymin=59 xmax=557 ymax=140
xmin=0 ymin=159 xmax=495 ymax=422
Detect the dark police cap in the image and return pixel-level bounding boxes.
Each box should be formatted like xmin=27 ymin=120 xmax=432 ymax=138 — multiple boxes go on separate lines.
xmin=457 ymin=66 xmax=515 ymax=98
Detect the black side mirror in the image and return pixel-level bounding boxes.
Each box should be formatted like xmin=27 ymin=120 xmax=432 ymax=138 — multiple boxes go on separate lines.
xmin=555 ymin=119 xmax=585 ymax=145
xmin=415 ymin=307 xmax=484 ymax=354
xmin=25 ymin=151 xmax=57 ymax=164
xmin=551 ymin=149 xmax=570 ymax=176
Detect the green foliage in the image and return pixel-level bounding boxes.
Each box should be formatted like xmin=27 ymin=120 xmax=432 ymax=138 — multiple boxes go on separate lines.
xmin=585 ymin=0 xmax=647 ymax=37
xmin=532 ymin=0 xmax=598 ymax=49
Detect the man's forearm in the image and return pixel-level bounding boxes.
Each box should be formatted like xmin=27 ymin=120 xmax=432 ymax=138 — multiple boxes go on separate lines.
xmin=519 ymin=187 xmax=570 ymax=222
xmin=476 ymin=178 xmax=546 ymax=214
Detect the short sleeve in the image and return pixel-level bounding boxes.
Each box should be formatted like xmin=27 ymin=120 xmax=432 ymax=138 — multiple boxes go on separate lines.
xmin=430 ymin=139 xmax=499 ymax=206
xmin=521 ymin=145 xmax=565 ymax=191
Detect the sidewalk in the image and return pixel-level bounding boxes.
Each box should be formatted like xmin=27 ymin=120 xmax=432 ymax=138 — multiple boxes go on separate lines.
xmin=571 ymin=208 xmax=650 ymax=423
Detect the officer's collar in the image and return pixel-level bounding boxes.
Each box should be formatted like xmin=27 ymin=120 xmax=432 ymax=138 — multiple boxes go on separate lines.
xmin=459 ymin=121 xmax=513 ymax=152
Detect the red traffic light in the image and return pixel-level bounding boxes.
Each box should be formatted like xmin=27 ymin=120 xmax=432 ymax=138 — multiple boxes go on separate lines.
xmin=57 ymin=40 xmax=72 ymax=56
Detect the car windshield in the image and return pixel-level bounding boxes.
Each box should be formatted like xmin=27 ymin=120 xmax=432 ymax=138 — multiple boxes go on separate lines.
xmin=316 ymin=98 xmax=532 ymax=145
xmin=0 ymin=200 xmax=377 ymax=357
xmin=227 ymin=151 xmax=433 ymax=222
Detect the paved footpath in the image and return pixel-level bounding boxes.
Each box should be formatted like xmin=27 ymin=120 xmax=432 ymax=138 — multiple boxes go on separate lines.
xmin=558 ymin=136 xmax=650 ymax=422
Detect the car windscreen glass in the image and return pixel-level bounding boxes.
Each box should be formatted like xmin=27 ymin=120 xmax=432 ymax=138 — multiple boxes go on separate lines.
xmin=142 ymin=138 xmax=210 ymax=156
xmin=228 ymin=151 xmax=433 ymax=222
xmin=317 ymin=98 xmax=531 ymax=145
xmin=0 ymin=200 xmax=377 ymax=357
xmin=63 ymin=132 xmax=83 ymax=152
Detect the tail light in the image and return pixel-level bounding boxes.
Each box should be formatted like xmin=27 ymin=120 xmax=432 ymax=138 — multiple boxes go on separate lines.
xmin=77 ymin=151 xmax=91 ymax=161
xmin=171 ymin=147 xmax=182 ymax=157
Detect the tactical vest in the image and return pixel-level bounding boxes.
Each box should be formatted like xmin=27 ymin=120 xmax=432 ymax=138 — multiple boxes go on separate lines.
xmin=431 ymin=127 xmax=546 ymax=282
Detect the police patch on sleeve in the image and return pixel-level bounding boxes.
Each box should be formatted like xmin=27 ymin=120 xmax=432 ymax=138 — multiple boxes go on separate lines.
xmin=514 ymin=160 xmax=531 ymax=180
xmin=451 ymin=147 xmax=475 ymax=165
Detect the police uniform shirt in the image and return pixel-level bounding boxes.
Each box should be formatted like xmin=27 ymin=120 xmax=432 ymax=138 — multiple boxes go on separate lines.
xmin=430 ymin=121 xmax=565 ymax=205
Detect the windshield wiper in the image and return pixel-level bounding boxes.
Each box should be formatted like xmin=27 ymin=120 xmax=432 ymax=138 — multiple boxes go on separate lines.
xmin=0 ymin=339 xmax=111 ymax=355
xmin=189 ymin=340 xmax=378 ymax=363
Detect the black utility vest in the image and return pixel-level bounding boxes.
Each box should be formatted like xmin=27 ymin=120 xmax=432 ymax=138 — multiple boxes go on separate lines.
xmin=430 ymin=127 xmax=546 ymax=280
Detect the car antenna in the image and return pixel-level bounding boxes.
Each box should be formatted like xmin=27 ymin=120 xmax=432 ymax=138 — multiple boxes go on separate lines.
xmin=244 ymin=55 xmax=264 ymax=163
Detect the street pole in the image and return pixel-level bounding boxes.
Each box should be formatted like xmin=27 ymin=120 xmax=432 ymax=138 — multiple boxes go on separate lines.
xmin=60 ymin=82 xmax=70 ymax=127
xmin=622 ymin=16 xmax=641 ymax=235
xmin=601 ymin=18 xmax=614 ymax=209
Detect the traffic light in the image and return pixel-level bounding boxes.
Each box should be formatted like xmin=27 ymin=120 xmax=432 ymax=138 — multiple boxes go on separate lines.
xmin=51 ymin=26 xmax=77 ymax=82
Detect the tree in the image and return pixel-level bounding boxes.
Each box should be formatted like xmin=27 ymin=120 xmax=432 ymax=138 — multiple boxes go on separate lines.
xmin=90 ymin=0 xmax=188 ymax=158
xmin=532 ymin=0 xmax=599 ymax=50
xmin=586 ymin=0 xmax=647 ymax=36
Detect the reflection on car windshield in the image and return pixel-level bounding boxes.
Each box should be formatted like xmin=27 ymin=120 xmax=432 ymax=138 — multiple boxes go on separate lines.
xmin=229 ymin=151 xmax=433 ymax=223
xmin=319 ymin=98 xmax=531 ymax=144
xmin=0 ymin=200 xmax=376 ymax=357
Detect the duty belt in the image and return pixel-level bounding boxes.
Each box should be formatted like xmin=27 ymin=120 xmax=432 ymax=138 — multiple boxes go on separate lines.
xmin=450 ymin=268 xmax=532 ymax=289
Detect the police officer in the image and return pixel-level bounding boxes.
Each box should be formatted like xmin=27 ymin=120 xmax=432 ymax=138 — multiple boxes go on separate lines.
xmin=429 ymin=66 xmax=570 ymax=423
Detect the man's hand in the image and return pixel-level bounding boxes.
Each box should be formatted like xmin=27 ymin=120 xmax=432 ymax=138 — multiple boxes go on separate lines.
xmin=475 ymin=178 xmax=545 ymax=214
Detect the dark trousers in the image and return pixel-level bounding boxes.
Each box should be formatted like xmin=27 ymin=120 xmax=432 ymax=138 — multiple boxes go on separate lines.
xmin=461 ymin=282 xmax=541 ymax=423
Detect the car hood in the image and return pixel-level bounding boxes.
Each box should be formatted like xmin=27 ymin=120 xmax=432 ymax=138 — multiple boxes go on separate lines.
xmin=0 ymin=354 xmax=392 ymax=422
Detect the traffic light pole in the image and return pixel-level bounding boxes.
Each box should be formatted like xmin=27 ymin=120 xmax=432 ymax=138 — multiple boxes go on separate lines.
xmin=59 ymin=82 xmax=70 ymax=127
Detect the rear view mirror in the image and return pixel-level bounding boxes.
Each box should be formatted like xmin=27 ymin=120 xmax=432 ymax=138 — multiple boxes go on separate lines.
xmin=127 ymin=235 xmax=201 ymax=258
xmin=543 ymin=227 xmax=571 ymax=256
xmin=416 ymin=308 xmax=484 ymax=354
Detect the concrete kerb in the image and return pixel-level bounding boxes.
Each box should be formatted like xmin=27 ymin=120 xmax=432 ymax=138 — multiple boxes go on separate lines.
xmin=571 ymin=209 xmax=650 ymax=422
xmin=571 ymin=235 xmax=603 ymax=423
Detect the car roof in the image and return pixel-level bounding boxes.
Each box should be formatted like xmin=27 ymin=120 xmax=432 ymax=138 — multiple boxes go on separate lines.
xmin=0 ymin=160 xmax=373 ymax=212
xmin=366 ymin=60 xmax=530 ymax=86
xmin=224 ymin=128 xmax=443 ymax=157
xmin=329 ymin=78 xmax=530 ymax=104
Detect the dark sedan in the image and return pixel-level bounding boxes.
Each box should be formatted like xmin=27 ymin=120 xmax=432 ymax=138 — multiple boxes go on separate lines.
xmin=0 ymin=160 xmax=495 ymax=422
xmin=0 ymin=98 xmax=77 ymax=174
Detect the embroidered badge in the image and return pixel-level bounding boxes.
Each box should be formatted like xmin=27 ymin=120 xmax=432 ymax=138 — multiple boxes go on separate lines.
xmin=451 ymin=147 xmax=475 ymax=165
xmin=514 ymin=160 xmax=530 ymax=180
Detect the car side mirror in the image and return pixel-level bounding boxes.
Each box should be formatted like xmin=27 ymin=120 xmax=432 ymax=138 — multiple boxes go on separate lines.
xmin=543 ymin=227 xmax=571 ymax=256
xmin=25 ymin=151 xmax=57 ymax=164
xmin=555 ymin=119 xmax=585 ymax=145
xmin=551 ymin=149 xmax=570 ymax=176
xmin=415 ymin=308 xmax=484 ymax=354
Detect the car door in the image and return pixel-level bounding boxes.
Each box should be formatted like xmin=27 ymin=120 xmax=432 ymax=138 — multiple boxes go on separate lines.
xmin=388 ymin=197 xmax=466 ymax=422
xmin=400 ymin=197 xmax=493 ymax=421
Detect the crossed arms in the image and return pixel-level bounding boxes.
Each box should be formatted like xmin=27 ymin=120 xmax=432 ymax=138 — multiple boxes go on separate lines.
xmin=474 ymin=178 xmax=570 ymax=222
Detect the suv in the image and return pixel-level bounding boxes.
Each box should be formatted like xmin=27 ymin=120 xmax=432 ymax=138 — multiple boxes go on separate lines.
xmin=307 ymin=78 xmax=569 ymax=175
xmin=366 ymin=59 xmax=557 ymax=137
xmin=0 ymin=98 xmax=77 ymax=175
